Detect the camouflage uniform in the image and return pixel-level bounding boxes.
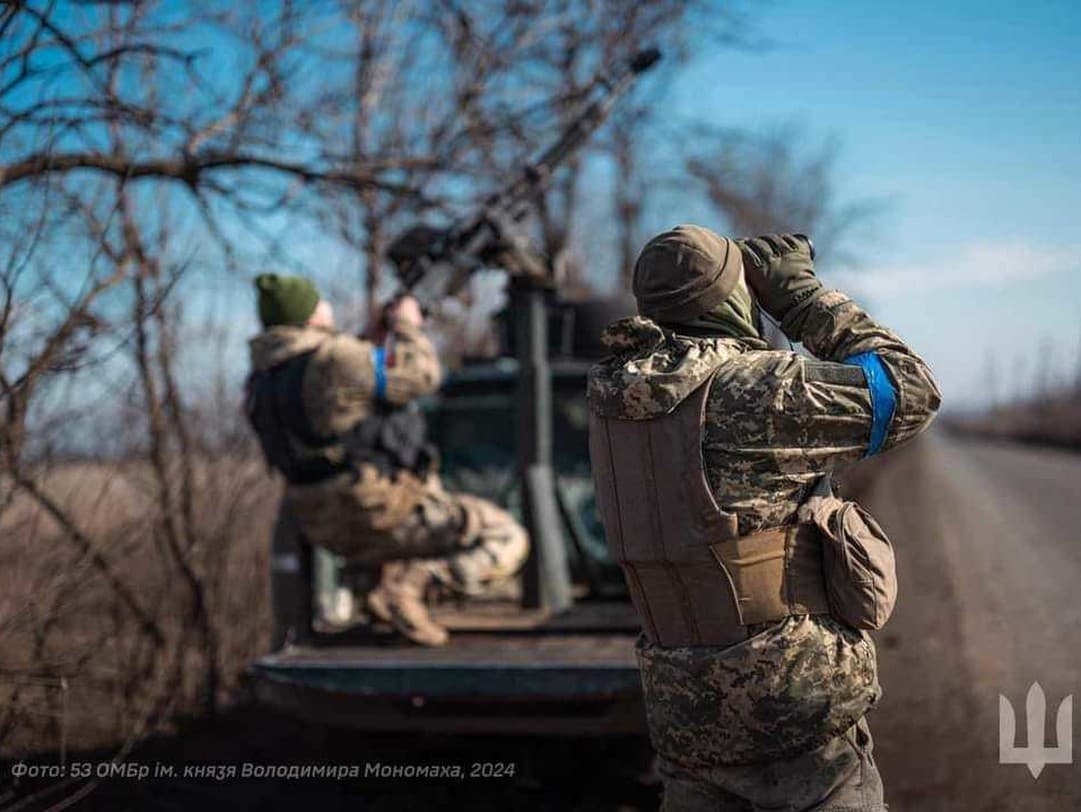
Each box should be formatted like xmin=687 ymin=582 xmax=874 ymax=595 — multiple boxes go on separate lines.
xmin=588 ymin=289 xmax=940 ymax=810
xmin=248 ymin=322 xmax=528 ymax=596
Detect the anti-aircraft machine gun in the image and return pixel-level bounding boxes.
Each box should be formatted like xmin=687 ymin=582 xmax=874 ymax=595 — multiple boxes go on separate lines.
xmin=251 ymin=48 xmax=661 ymax=737
xmin=385 ymin=47 xmax=661 ymax=612
xmin=386 ymin=46 xmax=661 ymax=309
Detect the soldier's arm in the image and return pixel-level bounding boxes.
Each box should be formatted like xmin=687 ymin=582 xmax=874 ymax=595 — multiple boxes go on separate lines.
xmin=306 ymin=324 xmax=442 ymax=436
xmin=381 ymin=322 xmax=443 ymax=404
xmin=788 ymin=289 xmax=942 ymax=456
xmin=303 ymin=332 xmax=376 ymax=436
xmin=740 ymin=235 xmax=941 ymax=459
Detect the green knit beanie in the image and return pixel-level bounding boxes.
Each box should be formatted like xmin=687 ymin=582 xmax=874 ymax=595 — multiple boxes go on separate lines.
xmin=255 ymin=273 xmax=320 ymax=327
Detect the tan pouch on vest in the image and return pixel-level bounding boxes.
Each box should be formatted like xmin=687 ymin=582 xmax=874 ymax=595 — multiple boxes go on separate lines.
xmin=709 ymin=525 xmax=830 ymax=626
xmin=799 ymin=478 xmax=897 ymax=630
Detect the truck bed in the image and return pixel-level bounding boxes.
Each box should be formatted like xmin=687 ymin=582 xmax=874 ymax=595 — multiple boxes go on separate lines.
xmin=249 ymin=601 xmax=646 ymax=735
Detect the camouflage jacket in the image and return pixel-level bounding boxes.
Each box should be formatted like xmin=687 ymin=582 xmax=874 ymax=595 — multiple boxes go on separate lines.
xmin=248 ymin=322 xmax=442 ymax=440
xmin=587 ymin=289 xmax=941 ymax=768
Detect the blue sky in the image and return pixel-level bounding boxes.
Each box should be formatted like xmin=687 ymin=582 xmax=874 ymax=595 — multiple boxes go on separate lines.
xmin=665 ymin=0 xmax=1081 ymax=408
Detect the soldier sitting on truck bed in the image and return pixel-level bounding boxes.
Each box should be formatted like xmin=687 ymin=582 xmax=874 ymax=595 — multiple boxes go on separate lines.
xmin=245 ymin=274 xmax=529 ymax=646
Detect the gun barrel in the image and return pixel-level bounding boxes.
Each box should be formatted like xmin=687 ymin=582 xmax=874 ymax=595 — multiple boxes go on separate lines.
xmin=491 ymin=46 xmax=663 ymax=212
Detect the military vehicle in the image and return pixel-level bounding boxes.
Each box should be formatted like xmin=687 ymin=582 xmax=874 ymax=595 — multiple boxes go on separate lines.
xmin=249 ymin=50 xmax=660 ymax=736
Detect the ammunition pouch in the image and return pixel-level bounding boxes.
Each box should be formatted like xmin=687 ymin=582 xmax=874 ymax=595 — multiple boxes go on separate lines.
xmin=618 ymin=499 xmax=893 ymax=647
xmin=611 ymin=522 xmax=829 ymax=649
xmin=799 ymin=479 xmax=897 ymax=630
xmin=710 ymin=524 xmax=831 ymax=628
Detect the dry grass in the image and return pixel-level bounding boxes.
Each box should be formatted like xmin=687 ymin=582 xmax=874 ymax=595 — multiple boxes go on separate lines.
xmin=0 ymin=455 xmax=279 ymax=757
xmin=947 ymin=389 xmax=1081 ymax=450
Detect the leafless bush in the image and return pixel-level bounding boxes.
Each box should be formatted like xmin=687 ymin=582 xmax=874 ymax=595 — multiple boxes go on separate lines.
xmin=685 ymin=124 xmax=884 ymax=269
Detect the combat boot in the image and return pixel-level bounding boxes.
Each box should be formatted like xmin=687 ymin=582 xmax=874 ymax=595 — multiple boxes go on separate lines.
xmin=368 ymin=561 xmax=448 ymax=647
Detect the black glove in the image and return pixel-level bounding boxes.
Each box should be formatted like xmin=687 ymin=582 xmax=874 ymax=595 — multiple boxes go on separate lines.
xmin=738 ymin=234 xmax=823 ymax=336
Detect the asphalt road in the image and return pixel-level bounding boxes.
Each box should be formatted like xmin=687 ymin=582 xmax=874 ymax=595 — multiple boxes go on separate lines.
xmin=853 ymin=434 xmax=1081 ymax=812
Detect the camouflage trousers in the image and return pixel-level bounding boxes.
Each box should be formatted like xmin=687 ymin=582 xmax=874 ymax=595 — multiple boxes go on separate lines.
xmin=283 ymin=464 xmax=529 ymax=594
xmin=638 ymin=617 xmax=884 ymax=811
xmin=658 ymin=717 xmax=886 ymax=812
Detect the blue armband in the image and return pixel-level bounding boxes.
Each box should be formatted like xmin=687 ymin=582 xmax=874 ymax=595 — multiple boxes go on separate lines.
xmin=844 ymin=351 xmax=896 ymax=457
xmin=371 ymin=346 xmax=387 ymax=401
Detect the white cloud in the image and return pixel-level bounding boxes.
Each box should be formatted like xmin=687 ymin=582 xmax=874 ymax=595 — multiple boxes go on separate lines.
xmin=832 ymin=239 xmax=1079 ymax=299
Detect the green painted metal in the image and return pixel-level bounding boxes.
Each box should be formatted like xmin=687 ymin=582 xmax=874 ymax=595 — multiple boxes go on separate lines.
xmin=512 ymin=279 xmax=574 ymax=612
xmin=250 ymin=658 xmax=639 ymax=700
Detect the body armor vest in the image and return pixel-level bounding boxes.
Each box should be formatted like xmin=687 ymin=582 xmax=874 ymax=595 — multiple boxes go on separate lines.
xmin=589 ymin=375 xmax=830 ymax=648
xmin=246 ymin=349 xmax=432 ymax=485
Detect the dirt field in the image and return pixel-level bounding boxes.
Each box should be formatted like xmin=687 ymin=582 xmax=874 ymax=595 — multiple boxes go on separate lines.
xmin=0 ymin=457 xmax=278 ymax=758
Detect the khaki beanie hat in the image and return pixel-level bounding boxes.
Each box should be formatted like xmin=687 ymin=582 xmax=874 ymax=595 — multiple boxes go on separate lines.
xmin=632 ymin=224 xmax=743 ymax=323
